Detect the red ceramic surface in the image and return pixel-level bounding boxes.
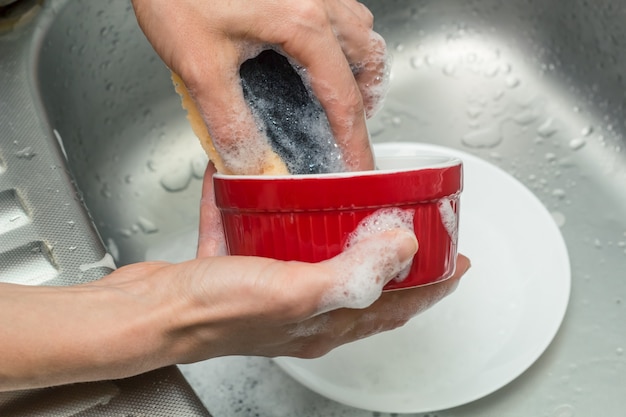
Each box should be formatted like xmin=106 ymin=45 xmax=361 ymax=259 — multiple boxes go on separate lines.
xmin=213 ymin=155 xmax=463 ymax=290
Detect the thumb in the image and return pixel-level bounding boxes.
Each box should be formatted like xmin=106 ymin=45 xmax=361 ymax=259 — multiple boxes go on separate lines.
xmin=197 ymin=162 xmax=227 ymax=258
xmin=316 ymin=229 xmax=418 ymax=313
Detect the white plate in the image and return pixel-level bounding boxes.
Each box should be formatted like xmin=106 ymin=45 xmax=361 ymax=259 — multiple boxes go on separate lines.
xmin=274 ymin=142 xmax=571 ymax=413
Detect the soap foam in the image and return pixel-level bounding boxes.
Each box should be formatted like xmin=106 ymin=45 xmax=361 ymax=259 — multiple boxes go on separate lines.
xmin=318 ymin=208 xmax=416 ymax=313
xmin=356 ymin=31 xmax=391 ymax=119
xmin=247 ymin=92 xmax=345 ymax=174
xmin=437 ymin=198 xmax=458 ymax=242
xmin=288 ymin=314 xmax=331 ymax=338
xmin=206 ymin=106 xmax=279 ymax=175
xmin=345 ymin=207 xmax=415 ymax=249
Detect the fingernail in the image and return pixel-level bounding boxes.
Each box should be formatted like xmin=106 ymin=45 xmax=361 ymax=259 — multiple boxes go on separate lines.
xmin=396 ymin=230 xmax=418 ymax=263
xmin=459 ymin=260 xmax=472 ymax=276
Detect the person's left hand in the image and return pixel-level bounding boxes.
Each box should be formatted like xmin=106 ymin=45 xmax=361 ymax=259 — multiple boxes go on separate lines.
xmin=0 ymin=163 xmax=468 ymax=391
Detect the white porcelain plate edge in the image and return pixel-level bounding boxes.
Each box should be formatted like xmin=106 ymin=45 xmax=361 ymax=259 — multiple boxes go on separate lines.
xmin=274 ymin=142 xmax=571 ymax=413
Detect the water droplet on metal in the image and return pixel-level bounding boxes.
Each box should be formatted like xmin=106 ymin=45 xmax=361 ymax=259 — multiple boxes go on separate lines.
xmin=538 ymin=118 xmax=559 ymax=137
xmin=79 ymin=253 xmax=117 ymax=272
xmin=106 ymin=238 xmax=120 ymax=261
xmin=160 ymin=166 xmax=192 ymax=192
xmin=100 ymin=183 xmax=112 ymax=198
xmin=514 ymin=108 xmax=540 ymax=126
xmin=569 ymin=138 xmax=586 ymax=150
xmin=147 ymin=159 xmax=158 ymax=172
xmin=552 ymin=404 xmax=575 ymax=417
xmin=552 ymin=188 xmax=567 ymax=199
xmin=137 ymin=216 xmax=159 ymax=234
xmin=581 ymin=125 xmax=594 ymax=136
xmin=15 ymin=147 xmax=36 ymax=160
xmin=505 ymin=75 xmax=520 ymax=88
xmin=461 ymin=125 xmax=502 ymax=149
xmin=489 ymin=151 xmax=502 ymax=160
xmin=442 ymin=63 xmax=457 ymax=77
xmin=191 ymin=154 xmax=209 ymax=179
xmin=545 ymin=152 xmax=557 ymax=162
xmin=551 ymin=211 xmax=566 ymax=227
xmin=409 ymin=56 xmax=423 ymax=69
xmin=467 ymin=105 xmax=483 ymax=119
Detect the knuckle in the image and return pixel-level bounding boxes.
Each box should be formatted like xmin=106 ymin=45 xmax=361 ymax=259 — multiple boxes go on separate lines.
xmin=293 ymin=0 xmax=328 ymax=25
xmin=346 ymin=94 xmax=366 ymax=121
xmin=296 ymin=342 xmax=334 ymax=359
xmin=269 ymin=263 xmax=327 ymax=321
xmin=339 ymin=85 xmax=366 ymax=117
xmin=359 ymin=3 xmax=375 ymax=28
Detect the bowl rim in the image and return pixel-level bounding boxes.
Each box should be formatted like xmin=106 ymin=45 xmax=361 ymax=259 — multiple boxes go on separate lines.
xmin=214 ymin=154 xmax=462 ymax=181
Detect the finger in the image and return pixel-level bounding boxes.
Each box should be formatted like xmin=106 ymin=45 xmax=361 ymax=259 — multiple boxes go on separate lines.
xmin=286 ymin=43 xmax=374 ymax=170
xmin=375 ymin=253 xmax=471 ymax=319
xmin=315 ymin=229 xmax=418 ymax=313
xmin=329 ymin=1 xmax=389 ymax=118
xmin=352 ymin=32 xmax=389 ymax=118
xmin=352 ymin=255 xmax=470 ymax=326
xmin=326 ymin=254 xmax=471 ymax=345
xmin=197 ymin=162 xmax=227 ymax=258
xmin=338 ymin=0 xmax=375 ymax=29
xmin=277 ymin=14 xmax=374 ymax=171
xmin=288 ymin=254 xmax=470 ymax=358
xmin=179 ymin=43 xmax=281 ymax=175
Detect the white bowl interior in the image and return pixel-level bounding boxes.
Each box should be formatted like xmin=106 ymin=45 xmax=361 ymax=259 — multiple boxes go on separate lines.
xmin=215 ymin=153 xmax=461 ymax=180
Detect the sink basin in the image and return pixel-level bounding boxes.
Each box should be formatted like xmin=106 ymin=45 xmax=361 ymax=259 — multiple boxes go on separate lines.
xmin=12 ymin=0 xmax=626 ymax=415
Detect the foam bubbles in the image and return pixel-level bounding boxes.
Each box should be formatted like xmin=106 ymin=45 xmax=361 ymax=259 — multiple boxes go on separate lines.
xmin=357 ymin=32 xmax=391 ymax=119
xmin=288 ymin=315 xmax=331 ymax=338
xmin=318 ymin=208 xmax=416 ymax=313
xmin=209 ymin=107 xmax=280 ymax=175
xmin=345 ymin=208 xmax=415 ymax=249
xmin=438 ymin=198 xmax=458 ymax=241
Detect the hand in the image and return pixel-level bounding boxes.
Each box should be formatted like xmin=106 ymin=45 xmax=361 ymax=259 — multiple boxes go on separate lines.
xmin=131 ymin=0 xmax=389 ymax=171
xmin=0 ymin=164 xmax=469 ymax=391
xmin=174 ymin=163 xmax=470 ymax=361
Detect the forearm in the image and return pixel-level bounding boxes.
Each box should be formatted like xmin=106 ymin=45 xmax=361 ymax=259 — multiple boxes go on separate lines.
xmin=0 ymin=265 xmax=179 ymax=391
xmin=0 ymin=245 xmax=466 ymax=391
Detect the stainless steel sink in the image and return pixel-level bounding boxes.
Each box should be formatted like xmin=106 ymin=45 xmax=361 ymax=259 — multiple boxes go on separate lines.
xmin=1 ymin=0 xmax=625 ymax=415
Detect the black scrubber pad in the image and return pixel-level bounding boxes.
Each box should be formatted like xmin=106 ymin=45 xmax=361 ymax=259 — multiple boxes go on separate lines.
xmin=240 ymin=50 xmax=345 ymax=174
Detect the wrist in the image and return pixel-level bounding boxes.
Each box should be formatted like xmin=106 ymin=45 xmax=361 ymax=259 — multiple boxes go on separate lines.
xmin=0 ymin=262 xmax=185 ymax=390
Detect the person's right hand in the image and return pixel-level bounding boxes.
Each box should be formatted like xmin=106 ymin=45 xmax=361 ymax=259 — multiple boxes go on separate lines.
xmin=131 ymin=0 xmax=389 ymax=172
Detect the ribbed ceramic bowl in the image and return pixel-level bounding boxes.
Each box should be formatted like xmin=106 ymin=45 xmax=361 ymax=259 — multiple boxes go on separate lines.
xmin=213 ymin=152 xmax=463 ymax=290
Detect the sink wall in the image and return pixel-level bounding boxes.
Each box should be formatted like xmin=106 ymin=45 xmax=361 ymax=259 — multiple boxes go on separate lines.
xmin=36 ymin=0 xmax=206 ymax=266
xmin=33 ymin=0 xmax=626 ymax=416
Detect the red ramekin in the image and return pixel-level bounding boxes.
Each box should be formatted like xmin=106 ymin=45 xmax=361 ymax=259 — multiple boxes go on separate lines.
xmin=213 ymin=152 xmax=463 ymax=290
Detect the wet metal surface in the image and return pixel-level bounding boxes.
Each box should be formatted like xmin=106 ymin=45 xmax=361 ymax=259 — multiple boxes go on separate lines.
xmin=1 ymin=0 xmax=625 ymax=415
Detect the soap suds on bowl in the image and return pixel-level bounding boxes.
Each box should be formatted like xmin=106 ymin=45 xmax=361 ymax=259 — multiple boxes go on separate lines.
xmin=438 ymin=197 xmax=458 ymax=241
xmin=318 ymin=208 xmax=416 ymax=313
